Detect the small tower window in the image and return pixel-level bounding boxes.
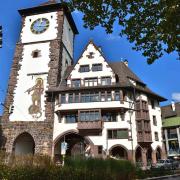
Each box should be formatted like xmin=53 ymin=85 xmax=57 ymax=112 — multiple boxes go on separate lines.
xmin=65 ymin=60 xmax=68 ymax=67
xmin=31 ymin=50 xmax=41 ymax=58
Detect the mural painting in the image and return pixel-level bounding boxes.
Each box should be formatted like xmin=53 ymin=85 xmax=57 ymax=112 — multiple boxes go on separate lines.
xmin=25 ymin=78 xmax=44 ymax=118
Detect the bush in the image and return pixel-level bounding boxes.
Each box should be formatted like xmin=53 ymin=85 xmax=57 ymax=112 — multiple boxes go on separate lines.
xmin=0 ymin=154 xmax=136 ymax=180
xmin=136 ymin=168 xmax=174 ymax=179
xmin=65 ymin=157 xmax=135 ymax=180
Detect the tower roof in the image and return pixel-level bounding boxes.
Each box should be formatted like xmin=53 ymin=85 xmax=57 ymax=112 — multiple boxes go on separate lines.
xmin=18 ymin=1 xmax=78 ymax=34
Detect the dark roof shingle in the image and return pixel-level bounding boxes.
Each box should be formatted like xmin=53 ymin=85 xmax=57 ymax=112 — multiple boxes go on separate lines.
xmin=48 ymin=62 xmax=166 ymax=101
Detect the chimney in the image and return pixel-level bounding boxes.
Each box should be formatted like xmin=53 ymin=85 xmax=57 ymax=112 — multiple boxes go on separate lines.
xmin=123 ymin=59 xmax=128 ymax=67
xmin=171 ymin=101 xmax=175 ymax=111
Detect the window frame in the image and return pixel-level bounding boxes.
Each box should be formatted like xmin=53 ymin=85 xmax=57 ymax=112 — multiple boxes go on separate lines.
xmin=84 ymin=77 xmax=98 ymax=87
xmin=155 ymin=132 xmax=159 ymax=141
xmin=78 ymin=109 xmax=101 ymax=122
xmin=92 ymin=63 xmax=103 ymax=72
xmin=108 ymin=129 xmax=129 ymax=139
xmin=101 ymin=76 xmax=111 ymax=86
xmin=71 ymin=79 xmax=81 ymax=87
xmin=153 ymin=115 xmax=157 ymax=126
xmin=79 ymin=65 xmax=90 ymax=73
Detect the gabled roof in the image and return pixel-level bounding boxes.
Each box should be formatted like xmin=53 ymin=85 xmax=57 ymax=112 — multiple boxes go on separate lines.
xmin=162 ymin=117 xmax=180 ymax=127
xmin=39 ymin=0 xmax=57 ymax=6
xmin=109 ymin=62 xmax=145 ymax=85
xmin=47 ymin=40 xmax=166 ymax=102
xmin=74 ymin=40 xmax=110 ymax=67
xmin=18 ymin=1 xmax=78 ymax=34
xmin=161 ymin=102 xmax=180 ymax=119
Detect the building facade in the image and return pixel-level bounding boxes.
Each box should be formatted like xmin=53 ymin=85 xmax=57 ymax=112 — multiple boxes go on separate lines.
xmin=161 ymin=102 xmax=180 ymax=159
xmin=0 ymin=1 xmax=166 ymax=167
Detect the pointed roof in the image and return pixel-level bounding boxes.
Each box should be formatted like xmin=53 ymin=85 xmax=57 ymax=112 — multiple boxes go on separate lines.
xmin=39 ymin=0 xmax=57 ymax=6
xmin=77 ymin=39 xmax=106 ymax=60
xmin=18 ymin=1 xmax=78 ymax=34
xmin=46 ymin=40 xmax=166 ymax=102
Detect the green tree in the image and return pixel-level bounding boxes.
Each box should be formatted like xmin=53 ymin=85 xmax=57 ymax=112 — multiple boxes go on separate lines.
xmin=62 ymin=0 xmax=179 ymax=64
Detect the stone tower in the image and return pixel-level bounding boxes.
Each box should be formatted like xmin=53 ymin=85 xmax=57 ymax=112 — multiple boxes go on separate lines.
xmin=0 ymin=1 xmax=78 ymax=156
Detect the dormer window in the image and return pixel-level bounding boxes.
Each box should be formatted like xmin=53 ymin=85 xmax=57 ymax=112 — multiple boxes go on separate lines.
xmin=92 ymin=64 xmax=102 ymax=71
xmin=32 ymin=50 xmax=41 ymax=58
xmin=79 ymin=65 xmax=90 ymax=72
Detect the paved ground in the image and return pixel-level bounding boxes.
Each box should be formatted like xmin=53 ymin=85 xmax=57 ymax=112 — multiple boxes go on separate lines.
xmin=167 ymin=176 xmax=180 ymax=180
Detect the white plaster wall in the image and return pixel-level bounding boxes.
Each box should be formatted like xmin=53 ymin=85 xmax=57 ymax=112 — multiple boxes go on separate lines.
xmin=61 ymin=47 xmax=72 ymax=78
xmin=55 ymin=101 xmax=130 ymax=111
xmin=21 ymin=12 xmax=58 ymax=43
xmin=67 ymin=43 xmax=115 ymax=85
xmin=10 ymin=43 xmax=50 ymax=121
xmin=53 ymin=110 xmax=138 ymax=151
xmin=149 ymin=100 xmax=163 ymax=150
xmin=62 ymin=16 xmax=74 ymax=57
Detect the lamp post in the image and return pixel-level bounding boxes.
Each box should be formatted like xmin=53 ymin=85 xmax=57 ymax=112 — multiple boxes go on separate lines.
xmin=128 ymin=85 xmax=136 ymax=163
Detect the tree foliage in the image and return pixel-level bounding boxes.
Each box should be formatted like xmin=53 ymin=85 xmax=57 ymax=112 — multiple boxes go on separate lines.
xmin=61 ymin=0 xmax=180 ymax=64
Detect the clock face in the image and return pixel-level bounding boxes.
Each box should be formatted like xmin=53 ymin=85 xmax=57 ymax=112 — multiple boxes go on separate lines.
xmin=31 ymin=18 xmax=50 ymax=34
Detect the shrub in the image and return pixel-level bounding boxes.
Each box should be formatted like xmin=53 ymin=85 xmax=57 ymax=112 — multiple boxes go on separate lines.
xmin=0 ymin=154 xmax=136 ymax=180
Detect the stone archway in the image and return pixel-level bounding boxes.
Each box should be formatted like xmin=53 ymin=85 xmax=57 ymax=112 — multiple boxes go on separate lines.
xmin=13 ymin=132 xmax=35 ymax=155
xmin=156 ymin=147 xmax=162 ymax=161
xmin=146 ymin=147 xmax=153 ymax=165
xmin=53 ymin=130 xmax=93 ymax=162
xmin=135 ymin=146 xmax=142 ymax=163
xmin=109 ymin=145 xmax=128 ymax=160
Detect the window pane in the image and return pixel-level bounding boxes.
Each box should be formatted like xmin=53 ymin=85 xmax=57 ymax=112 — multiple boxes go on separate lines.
xmin=95 ymin=111 xmax=100 ymax=120
xmin=66 ymin=115 xmax=77 ymax=123
xmin=72 ymin=79 xmax=81 ymax=87
xmin=115 ymin=91 xmax=120 ymax=101
xmin=92 ymin=64 xmax=102 ymax=71
xmin=107 ymin=92 xmax=112 ymax=101
xmin=79 ymin=65 xmax=90 ymax=72
xmin=108 ymin=130 xmax=112 ymax=139
xmin=117 ymin=130 xmax=128 ymax=139
xmin=80 ymin=112 xmax=85 ymax=121
xmin=61 ymin=95 xmax=66 ymax=103
xmin=69 ymin=94 xmax=73 ymax=103
xmin=102 ymin=77 xmax=111 ymax=85
xmin=113 ymin=130 xmax=117 ymax=139
xmin=101 ymin=93 xmax=105 ymax=101
xmin=75 ymin=94 xmax=79 ymax=103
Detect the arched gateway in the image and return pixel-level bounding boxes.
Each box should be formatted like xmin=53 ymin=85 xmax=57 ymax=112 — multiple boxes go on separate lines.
xmin=13 ymin=132 xmax=35 ymax=155
xmin=109 ymin=145 xmax=128 ymax=160
xmin=53 ymin=131 xmax=93 ymax=161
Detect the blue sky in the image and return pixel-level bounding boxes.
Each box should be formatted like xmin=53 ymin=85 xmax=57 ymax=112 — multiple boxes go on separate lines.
xmin=0 ymin=0 xmax=179 ymax=115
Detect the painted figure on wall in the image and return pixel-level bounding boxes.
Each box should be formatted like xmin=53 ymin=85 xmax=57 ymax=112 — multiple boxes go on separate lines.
xmin=25 ymin=78 xmax=44 ymax=118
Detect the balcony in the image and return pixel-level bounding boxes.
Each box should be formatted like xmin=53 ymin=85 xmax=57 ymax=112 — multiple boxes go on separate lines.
xmin=168 ymin=134 xmax=178 ymax=139
xmin=77 ymin=120 xmax=103 ymax=135
xmin=78 ymin=120 xmax=103 ymax=130
xmin=137 ymin=132 xmax=152 ymax=143
xmin=136 ymin=111 xmax=150 ymax=120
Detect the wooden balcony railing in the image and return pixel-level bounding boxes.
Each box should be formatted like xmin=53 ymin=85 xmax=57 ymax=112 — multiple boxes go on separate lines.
xmin=137 ymin=132 xmax=152 ymax=143
xmin=77 ymin=120 xmax=103 ymax=130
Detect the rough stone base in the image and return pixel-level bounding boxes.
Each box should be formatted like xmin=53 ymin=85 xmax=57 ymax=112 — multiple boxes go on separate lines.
xmin=1 ymin=121 xmax=53 ymax=156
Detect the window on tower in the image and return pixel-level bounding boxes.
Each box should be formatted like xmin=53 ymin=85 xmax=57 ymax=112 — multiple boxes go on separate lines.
xmin=32 ymin=50 xmax=41 ymax=58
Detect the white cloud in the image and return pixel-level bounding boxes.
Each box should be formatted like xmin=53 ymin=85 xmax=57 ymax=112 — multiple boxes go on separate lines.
xmin=172 ymin=92 xmax=180 ymax=101
xmin=106 ymin=34 xmax=121 ymax=41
